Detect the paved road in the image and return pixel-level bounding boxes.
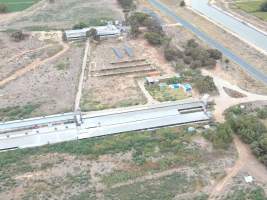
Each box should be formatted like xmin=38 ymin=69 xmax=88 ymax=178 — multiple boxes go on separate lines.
xmin=0 ymin=100 xmax=210 ymax=150
xmin=148 ymin=0 xmax=267 ymax=85
xmin=191 ymin=0 xmax=267 ymax=54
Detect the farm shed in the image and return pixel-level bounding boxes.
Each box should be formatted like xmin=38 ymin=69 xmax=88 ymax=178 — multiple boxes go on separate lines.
xmin=64 ymin=25 xmax=121 ymax=41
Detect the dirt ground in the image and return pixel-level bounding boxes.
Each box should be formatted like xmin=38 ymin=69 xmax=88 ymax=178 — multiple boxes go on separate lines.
xmin=81 ymin=37 xmax=174 ymax=111
xmin=0 ymin=33 xmax=84 ymax=117
xmin=0 ymin=0 xmax=123 ymax=30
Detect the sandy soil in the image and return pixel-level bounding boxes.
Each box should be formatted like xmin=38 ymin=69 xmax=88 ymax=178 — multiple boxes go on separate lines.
xmin=0 ymin=41 xmax=84 ymax=116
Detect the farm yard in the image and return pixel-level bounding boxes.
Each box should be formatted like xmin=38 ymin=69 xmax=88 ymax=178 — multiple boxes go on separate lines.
xmin=0 ymin=0 xmax=40 ymax=12
xmin=81 ymin=38 xmax=175 ymax=111
xmin=1 ymin=0 xmax=123 ymax=30
xmin=0 ymin=31 xmax=84 ymax=121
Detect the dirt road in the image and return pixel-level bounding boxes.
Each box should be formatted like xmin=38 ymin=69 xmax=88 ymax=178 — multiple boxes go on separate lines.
xmin=209 ymin=136 xmax=267 ymax=199
xmin=74 ymin=39 xmax=90 ymax=111
xmin=202 ymin=69 xmax=267 ymax=121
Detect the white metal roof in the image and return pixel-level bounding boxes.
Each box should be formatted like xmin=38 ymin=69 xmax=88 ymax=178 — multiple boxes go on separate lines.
xmin=65 ymin=25 xmax=120 ymax=39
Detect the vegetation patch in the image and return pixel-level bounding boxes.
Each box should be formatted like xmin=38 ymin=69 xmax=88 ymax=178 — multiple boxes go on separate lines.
xmin=0 ymin=103 xmax=40 ymax=121
xmin=224 ymin=186 xmax=267 ymax=200
xmin=104 ymin=173 xmax=201 ymax=200
xmin=145 ymin=84 xmax=189 ymax=102
xmin=235 ymin=0 xmax=267 ymax=21
xmin=0 ymin=0 xmax=40 ymax=12
xmin=225 ymin=104 xmax=267 ymax=166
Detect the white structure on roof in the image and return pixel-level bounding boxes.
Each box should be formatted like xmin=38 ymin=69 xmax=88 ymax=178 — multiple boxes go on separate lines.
xmin=64 ymin=24 xmax=121 ymax=41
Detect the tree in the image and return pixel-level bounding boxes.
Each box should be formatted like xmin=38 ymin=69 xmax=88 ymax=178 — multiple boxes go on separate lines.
xmin=207 ymin=49 xmax=223 ymax=60
xmin=10 ymin=31 xmax=28 ymax=42
xmin=0 ymin=4 xmax=7 ymax=13
xmin=180 ymin=1 xmax=186 ymax=7
xmin=195 ymin=75 xmax=217 ymax=94
xmin=144 ymin=32 xmax=163 ymax=45
xmin=143 ymin=17 xmax=163 ymax=34
xmin=186 ymin=39 xmax=199 ymax=48
xmin=190 ymin=60 xmax=202 ymax=69
xmin=129 ymin=12 xmax=149 ymax=25
xmin=164 ymin=47 xmax=183 ymax=61
xmin=86 ymin=28 xmax=99 ymax=40
xmin=260 ymin=1 xmax=267 ymax=12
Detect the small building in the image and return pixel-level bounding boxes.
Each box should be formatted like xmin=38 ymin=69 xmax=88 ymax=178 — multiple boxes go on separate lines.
xmin=145 ymin=77 xmax=159 ymax=85
xmin=64 ymin=24 xmax=121 ymax=41
xmin=63 ymin=28 xmax=89 ymax=41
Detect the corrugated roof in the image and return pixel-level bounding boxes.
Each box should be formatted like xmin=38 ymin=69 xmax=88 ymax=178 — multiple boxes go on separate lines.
xmin=64 ymin=25 xmax=120 ymax=39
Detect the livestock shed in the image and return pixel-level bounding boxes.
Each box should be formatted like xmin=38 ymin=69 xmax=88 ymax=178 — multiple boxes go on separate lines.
xmin=64 ymin=24 xmax=121 ymax=41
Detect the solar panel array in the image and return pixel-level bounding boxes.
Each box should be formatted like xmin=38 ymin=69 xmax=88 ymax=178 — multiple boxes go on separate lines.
xmin=111 ymin=47 xmax=123 ymax=59
xmin=124 ymin=45 xmax=134 ymax=57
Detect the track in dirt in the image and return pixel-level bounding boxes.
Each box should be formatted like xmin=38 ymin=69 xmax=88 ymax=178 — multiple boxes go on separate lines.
xmin=0 ymin=42 xmax=69 ymax=87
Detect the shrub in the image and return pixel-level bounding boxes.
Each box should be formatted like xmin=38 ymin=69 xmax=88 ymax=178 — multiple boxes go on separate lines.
xmin=260 ymin=1 xmax=267 ymax=12
xmin=203 ymin=58 xmax=217 ymax=69
xmin=72 ymin=22 xmax=87 ymax=30
xmin=117 ymin=0 xmax=133 ymax=9
xmin=186 ymin=39 xmax=199 ymax=48
xmin=86 ymin=28 xmax=99 ymax=40
xmin=195 ymin=75 xmax=217 ymax=94
xmin=10 ymin=31 xmax=28 ymax=42
xmin=143 ymin=17 xmax=163 ymax=34
xmin=183 ymin=56 xmax=192 ymax=65
xmin=207 ymin=49 xmax=222 ymax=60
xmin=0 ymin=4 xmax=7 ymax=13
xmin=144 ymin=32 xmax=163 ymax=45
xmin=203 ymin=123 xmax=233 ymax=149
xmin=164 ymin=47 xmax=183 ymax=61
xmin=231 ymin=115 xmax=266 ymax=144
xmin=129 ymin=12 xmax=149 ymax=26
xmin=256 ymin=107 xmax=267 ymax=119
xmin=180 ymin=1 xmax=186 ymax=7
xmin=190 ymin=60 xmax=202 ymax=69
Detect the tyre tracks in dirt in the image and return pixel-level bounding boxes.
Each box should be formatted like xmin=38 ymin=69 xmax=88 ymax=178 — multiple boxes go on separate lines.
xmin=0 ymin=41 xmax=69 ymax=87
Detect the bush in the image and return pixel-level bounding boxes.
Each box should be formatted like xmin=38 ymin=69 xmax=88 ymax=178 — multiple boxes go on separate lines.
xmin=164 ymin=47 xmax=183 ymax=61
xmin=117 ymin=0 xmax=133 ymax=9
xmin=207 ymin=49 xmax=222 ymax=60
xmin=256 ymin=107 xmax=267 ymax=119
xmin=10 ymin=31 xmax=28 ymax=42
xmin=231 ymin=115 xmax=266 ymax=144
xmin=203 ymin=58 xmax=217 ymax=69
xmin=183 ymin=56 xmax=192 ymax=65
xmin=144 ymin=32 xmax=164 ymax=45
xmin=72 ymin=22 xmax=87 ymax=30
xmin=203 ymin=123 xmax=233 ymax=149
xmin=0 ymin=4 xmax=7 ymax=13
xmin=190 ymin=60 xmax=202 ymax=69
xmin=260 ymin=1 xmax=267 ymax=12
xmin=143 ymin=17 xmax=163 ymax=34
xmin=86 ymin=28 xmax=99 ymax=40
xmin=129 ymin=12 xmax=149 ymax=25
xmin=180 ymin=1 xmax=186 ymax=7
xmin=195 ymin=75 xmax=217 ymax=94
xmin=186 ymin=39 xmax=199 ymax=48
